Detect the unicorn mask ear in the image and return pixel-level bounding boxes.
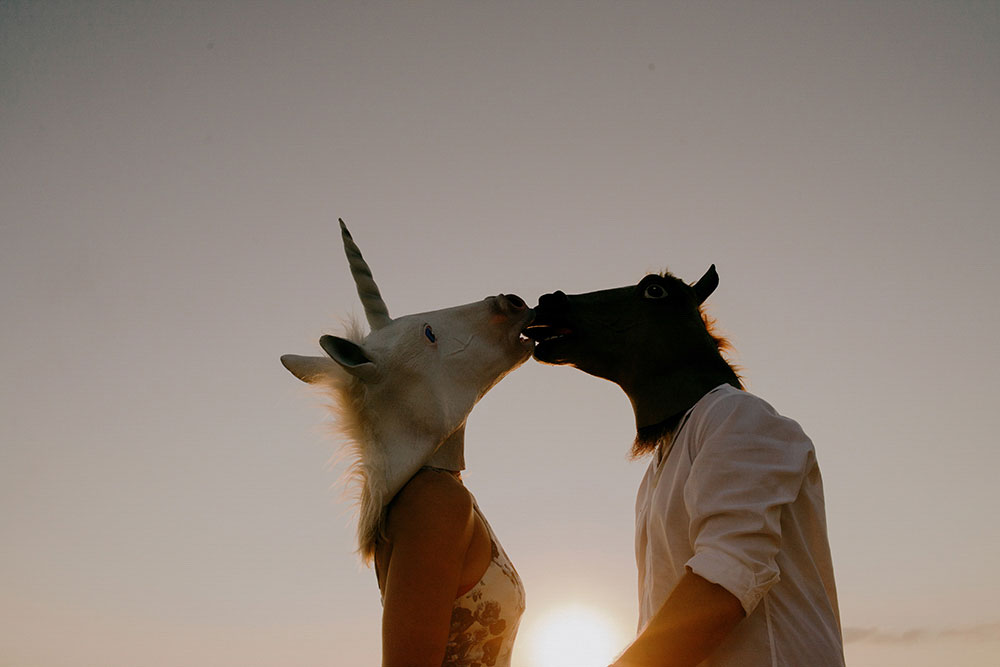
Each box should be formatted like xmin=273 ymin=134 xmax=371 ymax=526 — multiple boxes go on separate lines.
xmin=320 ymin=334 xmax=378 ymax=381
xmin=693 ymin=264 xmax=719 ymax=305
xmin=280 ymin=354 xmax=342 ymax=384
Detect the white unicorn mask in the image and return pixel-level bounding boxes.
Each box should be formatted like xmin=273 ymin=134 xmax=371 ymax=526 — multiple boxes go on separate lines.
xmin=281 ymin=220 xmax=534 ymax=560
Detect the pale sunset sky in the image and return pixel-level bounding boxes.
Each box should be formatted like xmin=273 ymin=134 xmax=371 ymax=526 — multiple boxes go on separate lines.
xmin=2 ymin=2 xmax=998 ymax=666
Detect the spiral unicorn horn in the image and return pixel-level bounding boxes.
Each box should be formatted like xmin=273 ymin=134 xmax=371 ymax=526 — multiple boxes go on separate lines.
xmin=339 ymin=217 xmax=392 ymax=331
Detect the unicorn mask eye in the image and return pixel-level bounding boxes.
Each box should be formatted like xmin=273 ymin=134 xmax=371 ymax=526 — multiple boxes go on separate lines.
xmin=424 ymin=325 xmax=437 ymax=343
xmin=643 ymin=284 xmax=668 ymax=300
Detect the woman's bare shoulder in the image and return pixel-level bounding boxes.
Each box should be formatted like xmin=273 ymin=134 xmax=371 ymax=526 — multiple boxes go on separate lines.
xmin=386 ymin=470 xmax=474 ymax=544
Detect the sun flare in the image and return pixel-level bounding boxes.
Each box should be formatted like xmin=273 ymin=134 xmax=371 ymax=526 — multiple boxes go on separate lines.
xmin=526 ymin=604 xmax=628 ymax=667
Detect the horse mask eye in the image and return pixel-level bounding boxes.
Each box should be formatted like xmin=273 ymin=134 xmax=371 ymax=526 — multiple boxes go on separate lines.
xmin=643 ymin=284 xmax=668 ymax=300
xmin=424 ymin=325 xmax=437 ymax=343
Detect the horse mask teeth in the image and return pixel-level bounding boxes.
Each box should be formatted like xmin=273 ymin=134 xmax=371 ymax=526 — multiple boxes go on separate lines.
xmin=524 ymin=325 xmax=572 ymax=342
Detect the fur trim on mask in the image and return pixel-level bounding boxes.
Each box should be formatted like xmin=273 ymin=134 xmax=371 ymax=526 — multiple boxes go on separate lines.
xmin=317 ymin=318 xmax=388 ymax=564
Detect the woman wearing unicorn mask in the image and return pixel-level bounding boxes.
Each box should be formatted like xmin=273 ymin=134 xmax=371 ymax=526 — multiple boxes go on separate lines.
xmin=282 ymin=220 xmax=533 ymax=666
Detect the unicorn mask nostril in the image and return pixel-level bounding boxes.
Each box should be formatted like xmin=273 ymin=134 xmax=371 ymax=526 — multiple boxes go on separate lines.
xmin=504 ymin=294 xmax=526 ymax=310
xmin=494 ymin=293 xmax=528 ymax=315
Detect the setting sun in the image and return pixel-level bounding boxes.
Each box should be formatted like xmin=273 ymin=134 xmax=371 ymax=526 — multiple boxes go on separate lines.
xmin=525 ymin=605 xmax=630 ymax=667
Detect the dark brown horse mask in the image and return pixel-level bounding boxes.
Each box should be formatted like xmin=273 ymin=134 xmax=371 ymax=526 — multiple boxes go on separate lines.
xmin=525 ymin=265 xmax=740 ymax=448
xmin=526 ymin=266 xmax=720 ymax=382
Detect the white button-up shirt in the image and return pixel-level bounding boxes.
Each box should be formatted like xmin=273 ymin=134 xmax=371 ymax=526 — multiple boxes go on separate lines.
xmin=635 ymin=385 xmax=844 ymax=666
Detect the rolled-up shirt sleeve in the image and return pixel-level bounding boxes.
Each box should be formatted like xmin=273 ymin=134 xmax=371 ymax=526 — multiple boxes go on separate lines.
xmin=682 ymin=391 xmax=815 ymax=615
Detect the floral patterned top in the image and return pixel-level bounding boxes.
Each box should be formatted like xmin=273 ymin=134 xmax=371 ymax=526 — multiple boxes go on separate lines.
xmin=379 ymin=498 xmax=525 ymax=667
xmin=442 ymin=502 xmax=525 ymax=666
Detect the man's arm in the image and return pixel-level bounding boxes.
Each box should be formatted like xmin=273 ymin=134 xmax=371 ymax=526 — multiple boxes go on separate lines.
xmin=611 ymin=571 xmax=745 ymax=667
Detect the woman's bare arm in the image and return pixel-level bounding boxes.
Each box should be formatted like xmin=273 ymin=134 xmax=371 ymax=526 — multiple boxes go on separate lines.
xmin=380 ymin=472 xmax=474 ymax=667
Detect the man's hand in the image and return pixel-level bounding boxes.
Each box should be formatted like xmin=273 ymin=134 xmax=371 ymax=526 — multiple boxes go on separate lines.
xmin=611 ymin=571 xmax=745 ymax=667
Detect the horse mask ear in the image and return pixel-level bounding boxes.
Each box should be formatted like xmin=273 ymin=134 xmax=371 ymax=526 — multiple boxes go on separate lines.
xmin=320 ymin=334 xmax=378 ymax=381
xmin=693 ymin=265 xmax=719 ymax=304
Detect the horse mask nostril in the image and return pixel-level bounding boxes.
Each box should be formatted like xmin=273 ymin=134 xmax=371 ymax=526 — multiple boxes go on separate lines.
xmin=538 ymin=291 xmax=567 ymax=308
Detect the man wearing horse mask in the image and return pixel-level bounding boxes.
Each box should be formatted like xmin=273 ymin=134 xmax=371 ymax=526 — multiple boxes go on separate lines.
xmin=526 ymin=267 xmax=845 ymax=667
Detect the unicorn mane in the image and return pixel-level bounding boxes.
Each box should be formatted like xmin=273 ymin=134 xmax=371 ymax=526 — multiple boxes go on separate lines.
xmin=317 ymin=317 xmax=387 ymax=563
